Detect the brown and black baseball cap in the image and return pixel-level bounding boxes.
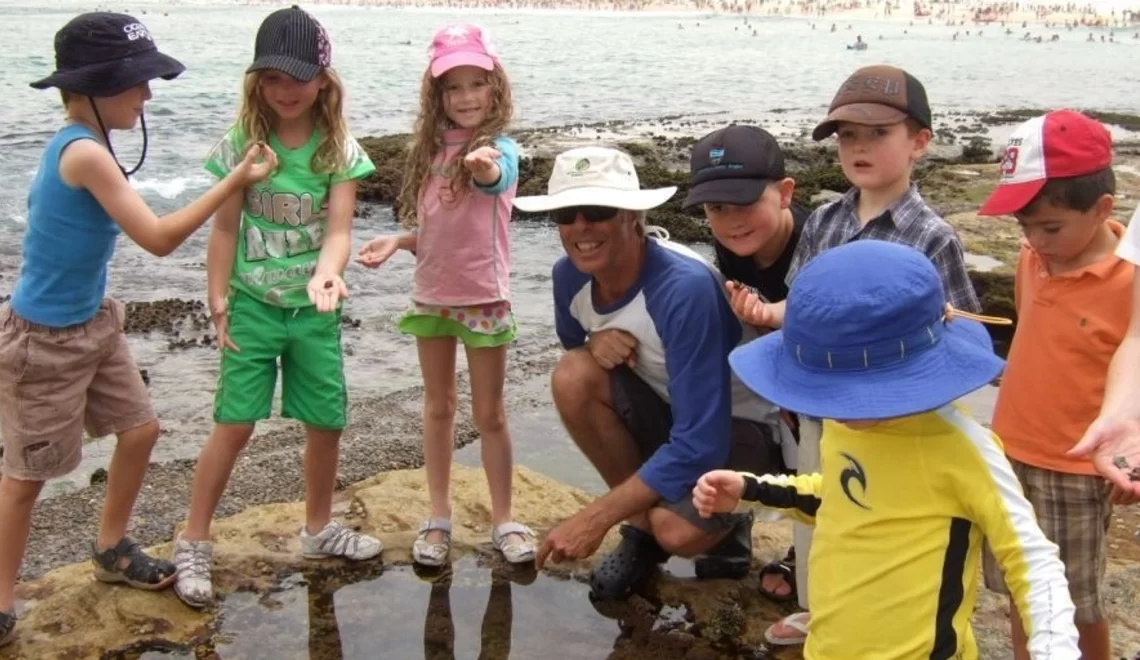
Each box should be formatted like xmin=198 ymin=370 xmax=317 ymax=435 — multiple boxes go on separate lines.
xmin=684 ymin=125 xmax=786 ymax=209
xmin=812 ymin=65 xmax=932 ymax=141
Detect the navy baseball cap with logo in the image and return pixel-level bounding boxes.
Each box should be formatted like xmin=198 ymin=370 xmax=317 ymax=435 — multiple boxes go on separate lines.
xmin=30 ymin=12 xmax=184 ymax=97
xmin=683 ymin=125 xmax=787 ymax=209
xmin=248 ymin=5 xmax=332 ymax=82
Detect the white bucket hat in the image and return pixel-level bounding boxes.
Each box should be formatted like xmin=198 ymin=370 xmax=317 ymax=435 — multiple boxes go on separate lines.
xmin=512 ymin=147 xmax=677 ymax=212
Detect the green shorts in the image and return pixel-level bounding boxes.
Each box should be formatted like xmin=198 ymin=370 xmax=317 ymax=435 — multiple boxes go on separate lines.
xmin=214 ymin=292 xmax=346 ymax=429
xmin=397 ymin=300 xmax=517 ymax=348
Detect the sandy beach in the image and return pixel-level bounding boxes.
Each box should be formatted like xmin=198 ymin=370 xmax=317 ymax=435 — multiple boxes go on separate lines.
xmin=226 ymin=0 xmax=1140 ymax=31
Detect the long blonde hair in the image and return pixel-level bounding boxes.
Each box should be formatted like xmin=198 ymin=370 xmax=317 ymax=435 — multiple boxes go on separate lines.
xmin=397 ymin=63 xmax=513 ymax=229
xmin=235 ymin=68 xmax=350 ymax=174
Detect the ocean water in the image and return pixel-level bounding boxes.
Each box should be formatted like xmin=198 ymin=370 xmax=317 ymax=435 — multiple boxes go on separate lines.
xmin=0 ymin=0 xmax=1135 ymax=490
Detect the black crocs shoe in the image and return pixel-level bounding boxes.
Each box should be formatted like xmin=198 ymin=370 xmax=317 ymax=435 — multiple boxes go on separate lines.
xmin=0 ymin=609 xmax=15 ymax=648
xmin=693 ymin=511 xmax=754 ymax=580
xmin=589 ymin=524 xmax=670 ymax=602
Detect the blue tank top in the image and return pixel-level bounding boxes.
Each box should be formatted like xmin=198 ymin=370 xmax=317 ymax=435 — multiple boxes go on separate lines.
xmin=11 ymin=124 xmax=121 ymax=327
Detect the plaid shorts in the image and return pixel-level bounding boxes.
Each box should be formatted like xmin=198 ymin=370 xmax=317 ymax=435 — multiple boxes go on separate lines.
xmin=982 ymin=458 xmax=1112 ymax=625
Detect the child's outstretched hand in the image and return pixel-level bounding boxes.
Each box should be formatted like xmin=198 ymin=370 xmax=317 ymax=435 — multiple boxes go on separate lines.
xmin=233 ymin=142 xmax=278 ymax=185
xmin=692 ymin=470 xmax=746 ymax=519
xmin=355 ymin=235 xmax=400 ymax=269
xmin=307 ymin=273 xmax=348 ymax=313
xmin=726 ymin=280 xmax=777 ymax=328
xmin=463 ymin=146 xmax=501 ymax=175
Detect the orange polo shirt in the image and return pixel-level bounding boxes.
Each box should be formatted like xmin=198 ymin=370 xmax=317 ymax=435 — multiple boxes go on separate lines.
xmin=992 ymin=220 xmax=1133 ymax=475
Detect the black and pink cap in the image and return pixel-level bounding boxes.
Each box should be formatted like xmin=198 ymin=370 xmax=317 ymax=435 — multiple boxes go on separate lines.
xmin=247 ymin=5 xmax=331 ymax=82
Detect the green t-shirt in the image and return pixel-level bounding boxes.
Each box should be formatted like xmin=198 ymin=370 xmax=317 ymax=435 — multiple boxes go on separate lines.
xmin=204 ymin=128 xmax=376 ymax=308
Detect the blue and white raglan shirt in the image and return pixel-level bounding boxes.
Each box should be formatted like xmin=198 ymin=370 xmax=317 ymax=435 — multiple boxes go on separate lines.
xmin=553 ymin=238 xmax=792 ymax=503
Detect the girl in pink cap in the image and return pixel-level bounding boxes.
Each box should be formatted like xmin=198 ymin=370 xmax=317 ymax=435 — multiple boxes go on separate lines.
xmin=357 ymin=24 xmax=533 ymax=567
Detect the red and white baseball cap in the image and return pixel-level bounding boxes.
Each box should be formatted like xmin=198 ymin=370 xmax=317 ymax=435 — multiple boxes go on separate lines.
xmin=428 ymin=24 xmax=497 ymax=78
xmin=978 ymin=109 xmax=1112 ymax=216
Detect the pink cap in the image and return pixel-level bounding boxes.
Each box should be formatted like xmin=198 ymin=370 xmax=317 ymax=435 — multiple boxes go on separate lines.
xmin=429 ymin=24 xmax=497 ymax=78
xmin=978 ymin=109 xmax=1113 ymax=216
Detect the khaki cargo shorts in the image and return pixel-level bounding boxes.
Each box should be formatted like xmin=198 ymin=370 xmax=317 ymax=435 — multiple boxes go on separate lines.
xmin=0 ymin=299 xmax=155 ymax=481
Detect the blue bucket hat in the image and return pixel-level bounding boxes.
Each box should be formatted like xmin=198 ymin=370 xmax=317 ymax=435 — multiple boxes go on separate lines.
xmin=729 ymin=240 xmax=1004 ymax=421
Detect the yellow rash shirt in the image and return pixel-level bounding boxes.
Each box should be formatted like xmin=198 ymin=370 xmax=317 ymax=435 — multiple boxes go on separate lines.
xmin=738 ymin=405 xmax=1080 ymax=660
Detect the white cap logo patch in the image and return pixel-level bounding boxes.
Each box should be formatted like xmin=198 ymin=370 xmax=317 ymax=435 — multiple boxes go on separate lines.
xmin=998 ymin=114 xmax=1047 ymax=184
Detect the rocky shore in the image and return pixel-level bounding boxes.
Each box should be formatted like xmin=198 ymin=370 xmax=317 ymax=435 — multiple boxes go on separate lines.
xmin=6 ymin=109 xmax=1140 ymax=659
xmin=359 ymin=108 xmax=1140 ymax=356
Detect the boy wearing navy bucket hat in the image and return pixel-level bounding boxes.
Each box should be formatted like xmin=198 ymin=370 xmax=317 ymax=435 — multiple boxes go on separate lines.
xmin=0 ymin=12 xmax=275 ymax=647
xmin=692 ymin=240 xmax=1081 ymax=659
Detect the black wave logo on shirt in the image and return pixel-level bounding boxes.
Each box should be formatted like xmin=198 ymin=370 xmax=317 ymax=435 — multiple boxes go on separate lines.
xmin=839 ymin=452 xmax=871 ymax=510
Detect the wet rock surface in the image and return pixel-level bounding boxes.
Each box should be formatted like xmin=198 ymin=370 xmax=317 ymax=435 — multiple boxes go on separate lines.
xmin=7 ymin=465 xmax=1140 ymax=659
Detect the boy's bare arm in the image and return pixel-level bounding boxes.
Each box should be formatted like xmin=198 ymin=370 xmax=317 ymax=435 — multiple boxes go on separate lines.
xmin=63 ymin=139 xmax=273 ymax=257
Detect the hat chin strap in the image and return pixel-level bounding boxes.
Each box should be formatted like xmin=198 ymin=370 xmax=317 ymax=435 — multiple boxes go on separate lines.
xmin=88 ymin=97 xmax=148 ymax=178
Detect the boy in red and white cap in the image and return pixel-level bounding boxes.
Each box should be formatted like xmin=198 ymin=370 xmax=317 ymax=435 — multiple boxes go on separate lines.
xmin=978 ymin=109 xmax=1134 ymax=660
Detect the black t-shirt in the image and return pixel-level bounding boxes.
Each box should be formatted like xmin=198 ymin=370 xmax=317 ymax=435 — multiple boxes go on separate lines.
xmin=713 ymin=203 xmax=810 ymax=303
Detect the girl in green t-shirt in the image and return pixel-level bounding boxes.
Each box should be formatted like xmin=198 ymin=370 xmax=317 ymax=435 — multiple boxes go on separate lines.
xmin=170 ymin=6 xmax=381 ymax=610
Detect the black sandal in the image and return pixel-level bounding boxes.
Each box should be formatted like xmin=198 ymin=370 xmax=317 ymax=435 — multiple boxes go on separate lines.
xmin=588 ymin=524 xmax=670 ymax=602
xmin=757 ymin=546 xmax=797 ymax=603
xmin=694 ymin=511 xmax=754 ymax=580
xmin=0 ymin=609 xmax=15 ymax=648
xmin=91 ymin=537 xmax=177 ymax=591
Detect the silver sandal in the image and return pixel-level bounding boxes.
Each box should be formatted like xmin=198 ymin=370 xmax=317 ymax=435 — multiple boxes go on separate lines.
xmin=413 ymin=519 xmax=452 ymax=567
xmin=492 ymin=522 xmax=537 ymax=564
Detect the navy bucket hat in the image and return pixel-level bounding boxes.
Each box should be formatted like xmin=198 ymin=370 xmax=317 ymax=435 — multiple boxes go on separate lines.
xmin=729 ymin=240 xmax=1005 ymax=421
xmin=30 ymin=12 xmax=184 ymax=97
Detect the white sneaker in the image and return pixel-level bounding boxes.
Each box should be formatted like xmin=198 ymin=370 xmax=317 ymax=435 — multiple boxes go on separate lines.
xmin=300 ymin=521 xmax=382 ymax=561
xmin=171 ymin=536 xmax=214 ymax=609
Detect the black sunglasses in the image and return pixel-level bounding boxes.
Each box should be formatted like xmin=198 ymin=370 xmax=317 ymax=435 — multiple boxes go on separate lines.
xmin=550 ymin=205 xmax=622 ymax=225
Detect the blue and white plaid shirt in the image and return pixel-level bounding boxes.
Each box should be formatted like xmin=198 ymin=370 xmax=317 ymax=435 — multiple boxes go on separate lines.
xmin=786 ymin=183 xmax=982 ymax=313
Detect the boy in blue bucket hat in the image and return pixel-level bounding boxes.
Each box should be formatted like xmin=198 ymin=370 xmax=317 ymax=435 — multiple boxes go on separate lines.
xmin=692 ymin=240 xmax=1080 ymax=659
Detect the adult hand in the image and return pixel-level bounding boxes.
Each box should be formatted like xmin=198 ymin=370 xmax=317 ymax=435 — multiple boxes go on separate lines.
xmin=1069 ymin=416 xmax=1140 ymax=500
xmin=726 ymin=281 xmax=777 ymax=328
xmin=692 ymin=470 xmax=746 ymax=518
xmin=534 ymin=510 xmax=608 ymax=570
xmin=587 ymin=329 xmax=638 ymax=370
xmin=1109 ymin=484 xmax=1140 ymax=506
